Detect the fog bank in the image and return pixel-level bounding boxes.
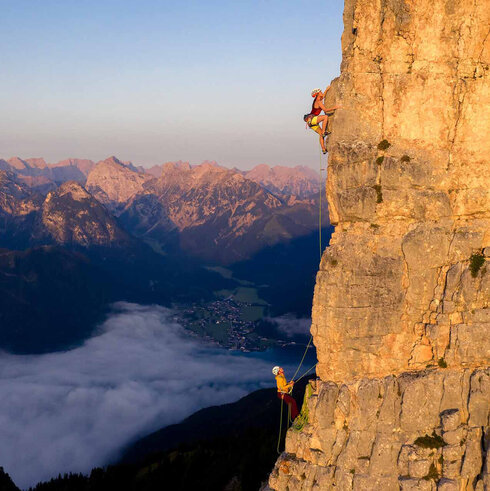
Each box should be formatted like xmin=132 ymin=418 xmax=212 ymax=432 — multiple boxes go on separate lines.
xmin=0 ymin=303 xmax=283 ymax=489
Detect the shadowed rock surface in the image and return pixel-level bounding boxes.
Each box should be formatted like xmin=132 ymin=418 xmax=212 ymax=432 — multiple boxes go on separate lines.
xmin=269 ymin=0 xmax=489 ymax=488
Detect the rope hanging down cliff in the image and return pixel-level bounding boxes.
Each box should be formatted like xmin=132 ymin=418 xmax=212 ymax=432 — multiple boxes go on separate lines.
xmin=274 ymin=141 xmax=326 ymax=453
xmin=275 ymin=85 xmax=341 ymax=451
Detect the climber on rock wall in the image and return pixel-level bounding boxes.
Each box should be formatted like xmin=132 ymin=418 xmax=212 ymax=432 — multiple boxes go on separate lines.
xmin=304 ymin=86 xmax=340 ymax=154
xmin=272 ymin=366 xmax=299 ymax=420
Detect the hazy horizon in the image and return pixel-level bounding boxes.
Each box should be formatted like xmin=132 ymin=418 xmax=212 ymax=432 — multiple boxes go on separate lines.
xmin=1 ymin=154 xmax=326 ymax=171
xmin=0 ymin=0 xmax=343 ymax=170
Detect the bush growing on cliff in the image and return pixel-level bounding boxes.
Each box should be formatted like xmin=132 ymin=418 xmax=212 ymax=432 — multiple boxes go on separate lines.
xmin=377 ymin=139 xmax=391 ymax=150
xmin=376 ymin=156 xmax=384 ymax=165
xmin=414 ymin=431 xmax=445 ymax=449
xmin=400 ymin=155 xmax=411 ymax=163
xmin=469 ymin=252 xmax=485 ymax=277
xmin=373 ymin=185 xmax=383 ymax=203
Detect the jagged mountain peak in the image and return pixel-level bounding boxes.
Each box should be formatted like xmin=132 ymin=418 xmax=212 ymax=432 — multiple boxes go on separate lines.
xmin=48 ymin=180 xmax=92 ymax=201
xmin=42 ymin=180 xmax=129 ymax=247
xmin=25 ymin=158 xmax=48 ymax=169
xmin=245 ymin=163 xmax=320 ymax=198
xmin=86 ymin=156 xmax=152 ymax=209
xmin=189 ymin=161 xmax=230 ymax=179
xmin=52 ymin=158 xmax=95 ymax=175
xmin=97 ymin=155 xmax=127 ymax=168
xmin=119 ymin=157 xmax=326 ymax=264
xmin=7 ymin=157 xmax=29 ymax=170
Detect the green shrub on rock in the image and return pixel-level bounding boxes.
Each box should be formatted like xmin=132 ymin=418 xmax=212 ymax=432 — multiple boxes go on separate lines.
xmin=377 ymin=139 xmax=391 ymax=150
xmin=469 ymin=252 xmax=485 ymax=277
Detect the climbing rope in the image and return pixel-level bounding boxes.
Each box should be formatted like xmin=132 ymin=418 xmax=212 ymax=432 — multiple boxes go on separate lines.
xmin=291 ymin=335 xmax=312 ymax=381
xmin=275 ymin=115 xmax=327 ymax=452
xmin=294 ymin=362 xmax=318 ymax=383
xmin=319 ymin=143 xmax=323 ymax=260
xmin=276 ymin=397 xmax=284 ymax=454
xmin=288 ymin=145 xmax=324 ymax=390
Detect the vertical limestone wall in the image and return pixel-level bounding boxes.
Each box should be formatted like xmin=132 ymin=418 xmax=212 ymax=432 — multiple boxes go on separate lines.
xmin=269 ymin=0 xmax=489 ymax=489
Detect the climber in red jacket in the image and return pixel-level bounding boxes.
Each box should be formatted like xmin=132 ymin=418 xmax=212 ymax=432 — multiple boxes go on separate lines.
xmin=304 ymin=86 xmax=341 ymax=154
xmin=272 ymin=366 xmax=299 ymax=420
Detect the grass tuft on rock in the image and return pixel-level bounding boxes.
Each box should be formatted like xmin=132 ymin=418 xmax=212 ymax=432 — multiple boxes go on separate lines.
xmin=373 ymin=185 xmax=383 ymax=203
xmin=422 ymin=463 xmax=439 ymax=481
xmin=414 ymin=431 xmax=445 ymax=449
xmin=438 ymin=358 xmax=447 ymax=368
xmin=469 ymin=252 xmax=485 ymax=277
xmin=376 ymin=156 xmax=384 ymax=165
xmin=377 ymin=139 xmax=391 ymax=150
xmin=401 ymin=155 xmax=411 ymax=162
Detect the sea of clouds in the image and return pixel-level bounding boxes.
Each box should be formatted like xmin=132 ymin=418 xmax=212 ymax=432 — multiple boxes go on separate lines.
xmin=0 ymin=303 xmax=291 ymax=489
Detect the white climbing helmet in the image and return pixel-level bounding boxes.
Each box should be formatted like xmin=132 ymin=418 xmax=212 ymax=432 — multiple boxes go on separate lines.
xmin=272 ymin=366 xmax=281 ymax=375
xmin=311 ymin=88 xmax=322 ymax=97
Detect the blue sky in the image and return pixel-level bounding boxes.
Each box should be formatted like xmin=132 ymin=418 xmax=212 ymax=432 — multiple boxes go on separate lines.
xmin=0 ymin=0 xmax=344 ymax=169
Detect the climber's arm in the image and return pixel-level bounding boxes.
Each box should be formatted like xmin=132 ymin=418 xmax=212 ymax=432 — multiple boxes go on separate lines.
xmin=325 ymin=104 xmax=342 ymax=113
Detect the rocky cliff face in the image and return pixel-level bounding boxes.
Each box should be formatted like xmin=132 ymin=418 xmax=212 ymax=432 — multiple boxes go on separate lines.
xmin=0 ymin=172 xmax=129 ymax=249
xmin=269 ymin=0 xmax=489 ymax=489
xmin=41 ymin=181 xmax=130 ymax=246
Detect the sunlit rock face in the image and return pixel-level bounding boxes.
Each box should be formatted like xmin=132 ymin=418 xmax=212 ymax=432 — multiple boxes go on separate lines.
xmin=41 ymin=181 xmax=130 ymax=246
xmin=269 ymin=0 xmax=489 ymax=488
xmin=85 ymin=156 xmax=152 ymax=211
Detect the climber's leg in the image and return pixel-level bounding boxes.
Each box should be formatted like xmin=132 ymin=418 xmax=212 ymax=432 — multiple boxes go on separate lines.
xmin=282 ymin=393 xmax=299 ymax=420
xmin=316 ymin=115 xmax=329 ymax=137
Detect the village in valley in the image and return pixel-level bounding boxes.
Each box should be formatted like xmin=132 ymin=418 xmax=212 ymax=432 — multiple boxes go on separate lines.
xmin=177 ymin=295 xmax=273 ymax=351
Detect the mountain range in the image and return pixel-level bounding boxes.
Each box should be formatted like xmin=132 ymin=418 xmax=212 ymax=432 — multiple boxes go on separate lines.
xmin=0 ymin=155 xmax=324 ymax=263
xmin=0 ymin=155 xmax=328 ymax=353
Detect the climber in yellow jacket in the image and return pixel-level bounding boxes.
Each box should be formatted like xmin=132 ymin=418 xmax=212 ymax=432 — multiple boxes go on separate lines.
xmin=272 ymin=366 xmax=299 ymax=420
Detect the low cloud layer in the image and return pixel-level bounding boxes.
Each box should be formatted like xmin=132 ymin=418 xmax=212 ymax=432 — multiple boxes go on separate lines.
xmin=267 ymin=315 xmax=311 ymax=338
xmin=0 ymin=303 xmax=288 ymax=489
